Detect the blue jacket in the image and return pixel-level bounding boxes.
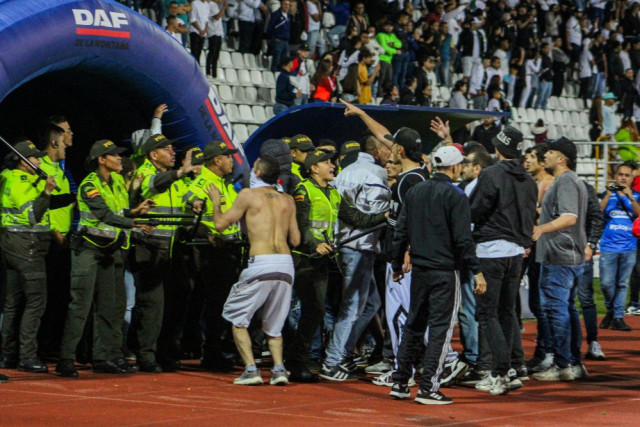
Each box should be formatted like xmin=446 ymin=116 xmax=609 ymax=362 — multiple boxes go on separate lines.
xmin=328 ymin=2 xmax=350 ymax=26
xmin=275 ymin=71 xmax=295 ymax=106
xmin=267 ymin=10 xmax=291 ymax=41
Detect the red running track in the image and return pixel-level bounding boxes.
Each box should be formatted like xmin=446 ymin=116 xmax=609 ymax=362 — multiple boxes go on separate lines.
xmin=1 ymin=316 xmax=639 ymax=426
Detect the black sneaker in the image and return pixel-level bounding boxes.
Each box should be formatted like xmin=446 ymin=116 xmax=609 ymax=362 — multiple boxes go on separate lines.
xmin=390 ymin=382 xmax=411 ymax=399
xmin=116 ymin=358 xmax=139 ymax=373
xmin=92 ymin=360 xmax=127 ymax=374
xmin=18 ymin=357 xmax=48 ymax=373
xmin=319 ymin=363 xmax=357 ymax=381
xmin=351 ymin=354 xmax=369 ymax=369
xmin=414 ymin=389 xmax=453 ymax=405
xmin=0 ymin=373 xmax=8 ymax=383
xmin=458 ymin=369 xmax=487 ymax=386
xmin=611 ymin=318 xmax=632 ymax=331
xmin=340 ymin=357 xmax=357 ymax=373
xmin=439 ymin=358 xmax=469 ymax=387
xmin=599 ymin=312 xmax=613 ymax=329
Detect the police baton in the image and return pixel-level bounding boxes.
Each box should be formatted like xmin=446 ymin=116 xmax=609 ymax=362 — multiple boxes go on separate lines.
xmin=0 ymin=134 xmax=61 ymax=191
xmin=309 ymin=223 xmax=386 ymax=259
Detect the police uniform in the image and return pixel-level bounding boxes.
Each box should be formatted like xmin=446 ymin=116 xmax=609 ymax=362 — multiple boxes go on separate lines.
xmin=288 ymin=134 xmax=315 ymax=180
xmin=184 ymin=141 xmax=242 ymax=370
xmin=286 ymin=150 xmax=385 ymax=380
xmin=0 ymin=142 xmax=52 ymax=373
xmin=128 ymin=134 xmax=192 ymax=372
xmin=37 ymin=152 xmax=74 ymax=355
xmin=56 ymin=140 xmax=135 ymax=377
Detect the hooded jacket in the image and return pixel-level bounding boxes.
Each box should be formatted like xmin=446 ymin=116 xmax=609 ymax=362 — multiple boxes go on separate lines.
xmin=260 ymin=139 xmax=300 ymax=195
xmin=470 ymin=159 xmax=537 ymax=248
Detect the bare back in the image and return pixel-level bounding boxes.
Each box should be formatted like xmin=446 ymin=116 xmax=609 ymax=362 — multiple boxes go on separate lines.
xmin=242 ymin=187 xmax=300 ymax=256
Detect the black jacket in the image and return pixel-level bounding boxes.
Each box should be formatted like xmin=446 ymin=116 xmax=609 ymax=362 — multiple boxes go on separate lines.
xmin=391 ymin=173 xmax=481 ymax=274
xmin=584 ymin=181 xmax=604 ymax=247
xmin=470 ymin=160 xmax=537 ymax=248
xmin=458 ymin=29 xmax=484 ymax=57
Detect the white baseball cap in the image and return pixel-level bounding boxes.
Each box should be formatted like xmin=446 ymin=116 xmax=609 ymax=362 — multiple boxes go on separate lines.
xmin=433 ymin=146 xmax=470 ymax=167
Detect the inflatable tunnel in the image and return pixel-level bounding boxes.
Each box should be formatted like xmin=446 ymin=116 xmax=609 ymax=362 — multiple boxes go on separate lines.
xmin=0 ymin=0 xmax=247 ymax=179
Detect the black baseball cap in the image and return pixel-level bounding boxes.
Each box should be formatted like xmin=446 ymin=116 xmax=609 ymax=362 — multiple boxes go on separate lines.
xmin=304 ymin=149 xmax=337 ymax=172
xmin=203 ymin=141 xmax=238 ymax=160
xmin=88 ymin=139 xmax=127 ymax=161
xmin=492 ymin=126 xmax=524 ymax=158
xmin=340 ymin=141 xmax=361 ymax=155
xmin=384 ymin=127 xmax=422 ymax=159
xmin=548 ymin=137 xmax=577 ymax=162
xmin=142 ymin=134 xmax=173 ymax=156
xmin=190 ymin=147 xmax=205 ymax=165
xmin=14 ymin=141 xmax=46 ymax=159
xmin=299 ymin=43 xmax=310 ymax=51
xmin=290 ymin=134 xmax=315 ymax=151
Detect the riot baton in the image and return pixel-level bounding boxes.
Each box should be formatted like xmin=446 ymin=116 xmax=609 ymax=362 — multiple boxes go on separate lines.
xmin=137 ymin=213 xmax=195 ymax=219
xmin=0 ymin=133 xmax=61 ymax=191
xmin=309 ymin=223 xmax=387 ymax=258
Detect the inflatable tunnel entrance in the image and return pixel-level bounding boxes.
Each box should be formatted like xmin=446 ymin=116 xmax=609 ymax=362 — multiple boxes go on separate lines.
xmin=0 ymin=0 xmax=248 ymax=178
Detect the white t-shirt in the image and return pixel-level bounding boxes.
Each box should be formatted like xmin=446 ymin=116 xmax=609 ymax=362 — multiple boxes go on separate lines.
xmin=579 ymin=47 xmax=593 ymax=79
xmin=494 ymin=49 xmax=509 ymax=77
xmin=307 ymin=1 xmax=321 ymax=31
xmin=208 ymin=1 xmax=224 ymax=37
xmin=189 ymin=0 xmax=210 ymax=34
xmin=567 ymin=16 xmax=582 ymax=46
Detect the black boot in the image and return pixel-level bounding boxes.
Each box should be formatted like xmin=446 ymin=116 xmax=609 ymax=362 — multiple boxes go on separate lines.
xmin=611 ymin=318 xmax=632 ymax=331
xmin=55 ymin=359 xmax=79 ymax=378
xmin=599 ymin=312 xmax=613 ymax=329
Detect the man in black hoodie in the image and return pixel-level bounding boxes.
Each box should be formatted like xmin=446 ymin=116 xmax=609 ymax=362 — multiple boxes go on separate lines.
xmin=469 ymin=126 xmax=537 ymax=395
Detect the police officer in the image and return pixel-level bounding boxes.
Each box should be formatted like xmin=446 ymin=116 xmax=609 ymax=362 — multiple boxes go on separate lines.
xmin=0 ymin=140 xmax=57 ymax=373
xmin=128 ymin=134 xmax=196 ymax=373
xmin=37 ymin=123 xmax=75 ymax=356
xmin=286 ymin=149 xmax=386 ymax=382
xmin=288 ymin=134 xmax=315 ymax=180
xmin=55 ymin=140 xmax=154 ymax=377
xmin=184 ymin=141 xmax=243 ymax=371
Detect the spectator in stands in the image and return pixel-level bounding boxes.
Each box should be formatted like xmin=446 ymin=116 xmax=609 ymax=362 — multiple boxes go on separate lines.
xmin=437 ymin=21 xmax=453 ymax=87
xmin=341 ymin=63 xmax=360 ymax=102
xmin=589 ymin=32 xmax=608 ymax=99
xmin=620 ymin=69 xmax=638 ymax=118
xmin=358 ymin=49 xmax=379 ymax=105
xmin=206 ymin=0 xmax=227 ymax=79
xmin=346 ymin=1 xmax=368 ymax=36
xmin=325 ymin=0 xmax=350 ymax=50
xmin=544 ymin=2 xmax=562 ymax=39
xmin=288 ymin=0 xmax=305 ymax=52
xmin=377 ymin=21 xmax=401 ymax=98
xmin=237 ymin=0 xmax=262 ymax=53
xmin=615 ymin=117 xmax=640 ymax=162
xmin=458 ymin=18 xmax=485 ymax=79
xmin=188 ymin=0 xmax=210 ymax=64
xmin=493 ymin=38 xmax=510 ymax=86
xmin=392 ymin=13 xmax=412 ymax=89
xmin=274 ymin=56 xmax=297 ymax=114
xmin=602 ymin=92 xmax=618 ymax=139
xmin=306 ymin=0 xmax=324 ymax=58
xmin=337 ymin=37 xmax=362 ymax=84
xmin=551 ymin=36 xmax=570 ymax=97
xmin=362 ymin=27 xmax=385 ymax=97
xmin=471 ymin=116 xmax=500 ymax=154
xmin=165 ymin=0 xmax=191 ymax=46
xmin=506 ymin=46 xmax=524 ymax=105
xmin=608 ymin=41 xmax=624 ymax=97
xmin=598 ymin=164 xmax=640 ymax=332
xmin=399 ymin=76 xmax=419 ymax=106
xmin=448 ymin=79 xmax=468 ymax=110
xmin=535 ymin=44 xmax=553 ymax=110
xmin=589 ymin=95 xmax=604 ymax=142
xmin=166 ymin=14 xmax=187 ymax=43
xmin=291 ymin=43 xmax=312 ymax=105
xmin=566 ymin=8 xmax=584 ymax=81
xmin=415 ymin=56 xmax=439 ymax=106
xmin=469 ymin=55 xmax=491 ymax=110
xmin=531 ymin=119 xmax=547 ymax=145
xmin=311 ymin=58 xmax=337 ymax=102
xmin=266 ymin=0 xmax=291 ymax=73
xmin=520 ymin=49 xmax=541 ymax=109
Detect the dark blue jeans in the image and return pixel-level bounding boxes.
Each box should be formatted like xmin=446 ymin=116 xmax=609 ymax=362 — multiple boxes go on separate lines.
xmin=539 ymin=263 xmax=584 ymax=368
xmin=270 ymin=39 xmax=289 ymax=73
xmin=391 ymin=52 xmax=410 ymax=89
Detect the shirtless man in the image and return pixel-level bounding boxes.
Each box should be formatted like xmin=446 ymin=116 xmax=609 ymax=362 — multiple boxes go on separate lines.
xmin=207 ymin=155 xmax=300 ymax=386
xmin=524 ymin=144 xmax=554 ymax=213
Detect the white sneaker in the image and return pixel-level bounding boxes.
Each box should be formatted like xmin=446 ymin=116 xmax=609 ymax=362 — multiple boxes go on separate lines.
xmin=475 ymin=372 xmax=497 ymax=391
xmin=585 ymin=341 xmax=606 ymax=361
xmin=570 ymin=363 xmax=589 ymax=380
xmin=489 ymin=376 xmax=510 ymax=395
xmin=372 ymin=370 xmax=416 ymax=387
xmin=625 ymin=306 xmax=640 ymax=316
xmin=533 ymin=365 xmax=575 ymax=382
xmin=233 ymin=369 xmax=263 ymax=385
xmin=530 ymin=353 xmax=554 ymax=373
xmin=439 ymin=358 xmax=469 ymax=387
xmin=365 ymin=360 xmax=393 ymax=375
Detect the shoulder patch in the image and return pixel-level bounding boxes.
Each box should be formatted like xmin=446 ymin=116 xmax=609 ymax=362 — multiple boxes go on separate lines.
xmin=294 ymin=194 xmax=305 ymax=202
xmin=86 ymin=188 xmax=100 ymax=198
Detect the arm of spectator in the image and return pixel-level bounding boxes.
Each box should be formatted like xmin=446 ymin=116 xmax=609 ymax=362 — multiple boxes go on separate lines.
xmin=376 ymin=33 xmax=397 ymax=56
xmin=341 ymin=99 xmax=393 ymax=150
xmin=469 ymin=170 xmax=497 ymax=227
xmin=150 ymin=104 xmax=166 ymax=134
xmin=622 ymin=187 xmax=640 ymax=216
xmin=533 ymin=214 xmax=577 ymax=241
xmin=214 ymin=1 xmax=228 ymax=20
xmin=430 ymin=116 xmax=453 ymax=145
xmin=338 ymin=201 xmax=386 ymax=229
xmin=308 ymin=0 xmax=321 ymax=22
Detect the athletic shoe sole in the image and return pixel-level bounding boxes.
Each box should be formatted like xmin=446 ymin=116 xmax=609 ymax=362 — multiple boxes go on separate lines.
xmin=270 ymin=377 xmax=289 ymax=386
xmin=390 ymin=390 xmax=410 ymax=399
xmin=414 ymin=395 xmax=453 ymax=405
xmin=233 ymin=377 xmax=264 ymax=385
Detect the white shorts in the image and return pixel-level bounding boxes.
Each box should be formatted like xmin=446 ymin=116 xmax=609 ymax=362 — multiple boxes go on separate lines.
xmin=222 ymin=254 xmax=294 ymax=337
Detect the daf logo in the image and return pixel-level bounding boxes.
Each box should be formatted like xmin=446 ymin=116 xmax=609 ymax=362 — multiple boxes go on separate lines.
xmin=72 ymin=9 xmax=129 ymax=28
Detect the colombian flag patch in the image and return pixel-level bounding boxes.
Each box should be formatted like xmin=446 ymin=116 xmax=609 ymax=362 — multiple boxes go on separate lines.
xmin=294 ymin=195 xmax=305 ymax=202
xmin=86 ymin=189 xmax=100 ymax=199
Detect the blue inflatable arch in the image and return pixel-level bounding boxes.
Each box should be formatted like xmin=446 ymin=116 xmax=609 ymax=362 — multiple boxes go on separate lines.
xmin=0 ymin=0 xmax=248 ymax=176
